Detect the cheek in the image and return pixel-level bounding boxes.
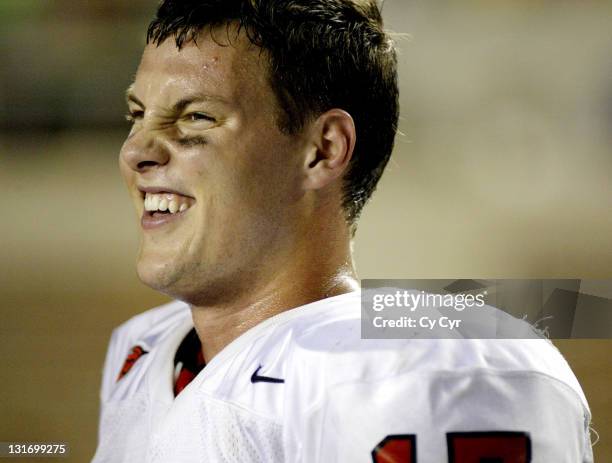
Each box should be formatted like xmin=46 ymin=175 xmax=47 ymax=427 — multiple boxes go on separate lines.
xmin=229 ymin=162 xmax=293 ymax=220
xmin=236 ymin=135 xmax=301 ymax=197
xmin=190 ymin=130 xmax=302 ymax=236
xmin=193 ymin=162 xmax=284 ymax=252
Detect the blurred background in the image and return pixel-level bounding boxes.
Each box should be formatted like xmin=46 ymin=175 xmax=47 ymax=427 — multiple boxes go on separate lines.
xmin=1 ymin=0 xmax=610 ymax=461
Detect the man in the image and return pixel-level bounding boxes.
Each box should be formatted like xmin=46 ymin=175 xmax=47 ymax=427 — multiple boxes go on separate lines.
xmin=93 ymin=1 xmax=593 ymax=461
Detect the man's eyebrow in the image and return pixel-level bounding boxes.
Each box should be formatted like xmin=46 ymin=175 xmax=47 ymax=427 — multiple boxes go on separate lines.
xmin=125 ymin=86 xmax=144 ymax=108
xmin=124 ymin=88 xmax=228 ymax=113
xmin=171 ymin=94 xmax=228 ymax=113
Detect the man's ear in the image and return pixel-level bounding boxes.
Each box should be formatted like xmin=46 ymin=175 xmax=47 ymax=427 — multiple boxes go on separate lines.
xmin=302 ymin=109 xmax=356 ymax=190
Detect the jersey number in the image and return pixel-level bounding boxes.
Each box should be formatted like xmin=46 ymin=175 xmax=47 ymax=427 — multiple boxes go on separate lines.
xmin=372 ymin=431 xmax=531 ymax=463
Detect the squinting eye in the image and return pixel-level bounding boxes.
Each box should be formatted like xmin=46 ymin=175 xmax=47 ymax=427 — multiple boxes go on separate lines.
xmin=125 ymin=110 xmax=144 ymax=123
xmin=188 ymin=112 xmax=215 ymax=122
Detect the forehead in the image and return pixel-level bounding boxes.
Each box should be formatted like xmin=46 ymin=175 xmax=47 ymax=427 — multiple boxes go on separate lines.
xmin=133 ymin=29 xmax=270 ymax=104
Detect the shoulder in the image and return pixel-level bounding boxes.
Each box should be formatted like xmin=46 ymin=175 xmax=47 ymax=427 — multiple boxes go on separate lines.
xmin=276 ymin=292 xmax=592 ymax=461
xmin=110 ymin=299 xmax=190 ymax=349
xmin=106 ymin=298 xmax=191 ymax=368
xmin=275 ymin=290 xmax=588 ymax=410
xmin=100 ymin=300 xmax=190 ymax=399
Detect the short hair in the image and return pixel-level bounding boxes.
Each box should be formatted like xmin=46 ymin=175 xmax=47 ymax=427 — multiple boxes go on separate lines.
xmin=147 ymin=0 xmax=399 ymax=229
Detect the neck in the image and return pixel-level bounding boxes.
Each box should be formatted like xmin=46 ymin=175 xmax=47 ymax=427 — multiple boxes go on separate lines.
xmin=189 ymin=223 xmax=358 ymax=362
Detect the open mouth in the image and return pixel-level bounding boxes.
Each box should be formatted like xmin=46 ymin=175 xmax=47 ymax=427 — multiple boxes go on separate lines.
xmin=144 ymin=192 xmax=194 ymax=214
xmin=141 ymin=192 xmax=195 ymax=229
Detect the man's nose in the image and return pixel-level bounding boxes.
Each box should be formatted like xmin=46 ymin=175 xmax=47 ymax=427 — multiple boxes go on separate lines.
xmin=120 ymin=130 xmax=171 ymax=173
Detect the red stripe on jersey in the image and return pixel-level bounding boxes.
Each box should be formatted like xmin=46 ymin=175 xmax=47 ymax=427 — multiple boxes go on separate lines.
xmin=117 ymin=345 xmax=148 ymax=381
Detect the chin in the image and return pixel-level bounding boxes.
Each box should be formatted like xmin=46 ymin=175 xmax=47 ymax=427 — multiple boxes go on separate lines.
xmin=135 ymin=255 xmax=206 ymax=304
xmin=134 ymin=247 xmax=238 ymax=305
xmin=136 ymin=255 xmax=181 ymax=293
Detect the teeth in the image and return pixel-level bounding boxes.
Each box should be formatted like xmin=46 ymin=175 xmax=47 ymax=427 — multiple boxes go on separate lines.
xmin=143 ymin=192 xmax=192 ymax=214
xmin=168 ymin=200 xmax=179 ymax=214
xmin=150 ymin=195 xmax=160 ymax=211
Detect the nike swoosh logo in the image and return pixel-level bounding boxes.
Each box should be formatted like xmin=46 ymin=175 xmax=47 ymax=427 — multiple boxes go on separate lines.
xmin=250 ymin=365 xmax=285 ymax=384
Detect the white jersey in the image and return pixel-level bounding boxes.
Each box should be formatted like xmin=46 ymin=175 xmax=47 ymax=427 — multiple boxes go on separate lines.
xmin=93 ymin=291 xmax=593 ymax=462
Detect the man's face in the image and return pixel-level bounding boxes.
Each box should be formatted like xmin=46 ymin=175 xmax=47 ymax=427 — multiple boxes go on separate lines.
xmin=120 ymin=29 xmax=307 ymax=304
